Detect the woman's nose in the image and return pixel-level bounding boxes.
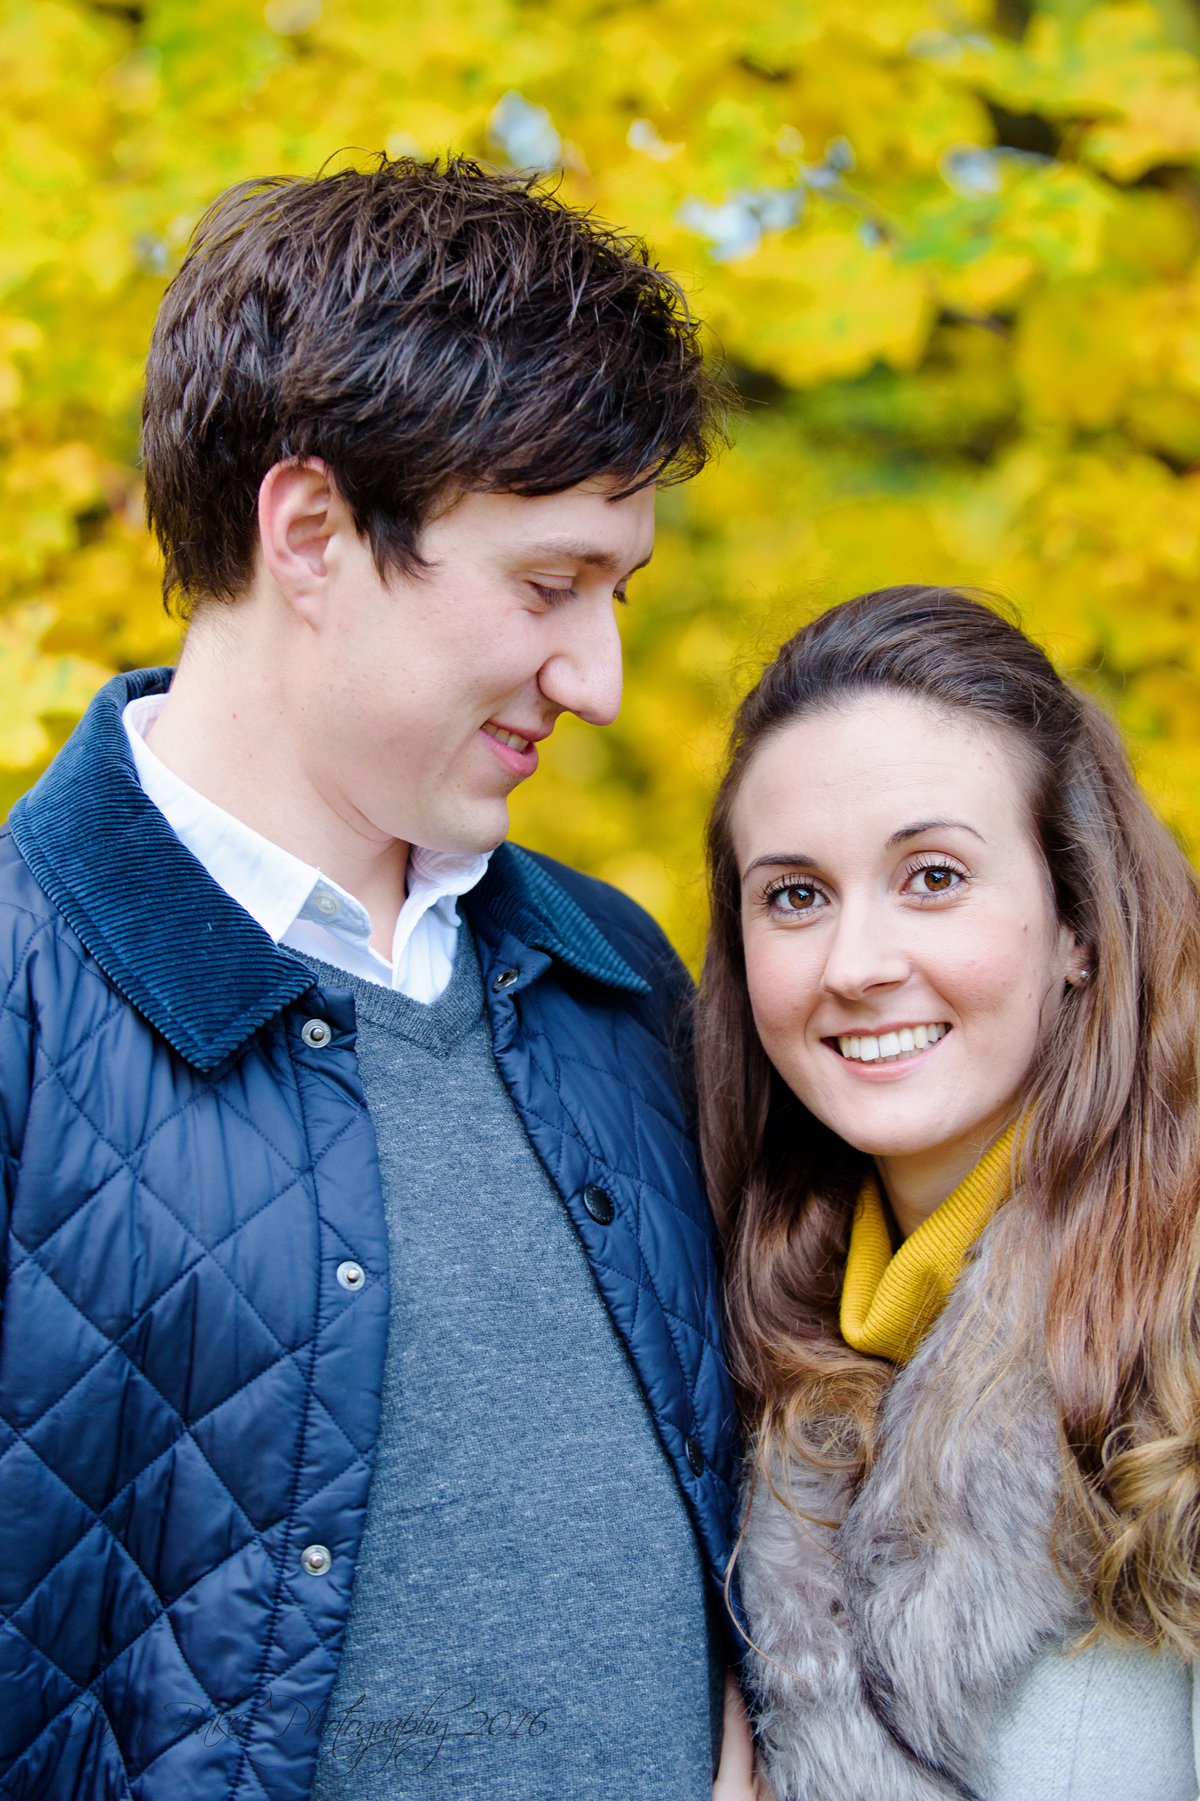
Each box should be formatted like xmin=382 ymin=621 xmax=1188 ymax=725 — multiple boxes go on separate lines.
xmin=820 ymin=898 xmax=910 ymax=1000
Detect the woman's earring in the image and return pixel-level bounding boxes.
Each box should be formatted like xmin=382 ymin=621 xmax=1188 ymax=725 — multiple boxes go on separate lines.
xmin=1075 ymin=968 xmax=1090 ymax=983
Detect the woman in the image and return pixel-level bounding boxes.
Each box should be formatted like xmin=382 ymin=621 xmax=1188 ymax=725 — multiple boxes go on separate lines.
xmin=699 ymin=586 xmax=1200 ymax=1801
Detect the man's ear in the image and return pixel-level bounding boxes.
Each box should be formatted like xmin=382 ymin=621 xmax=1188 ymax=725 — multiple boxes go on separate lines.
xmin=257 ymin=459 xmax=355 ymax=626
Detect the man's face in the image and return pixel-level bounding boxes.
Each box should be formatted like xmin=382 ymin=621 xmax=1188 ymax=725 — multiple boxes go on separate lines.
xmin=295 ymin=477 xmax=653 ymax=854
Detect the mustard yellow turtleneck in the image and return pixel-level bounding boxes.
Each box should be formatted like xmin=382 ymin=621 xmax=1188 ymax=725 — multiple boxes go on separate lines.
xmin=839 ymin=1125 xmax=1016 ymax=1365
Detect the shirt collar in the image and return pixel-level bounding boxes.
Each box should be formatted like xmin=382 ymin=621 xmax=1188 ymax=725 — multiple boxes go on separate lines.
xmin=8 ymin=667 xmax=646 ymax=1072
xmin=122 ymin=693 xmax=491 ymax=972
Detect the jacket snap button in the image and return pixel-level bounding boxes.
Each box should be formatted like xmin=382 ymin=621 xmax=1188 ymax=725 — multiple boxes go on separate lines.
xmin=336 ymin=1261 xmax=365 ymax=1292
xmin=300 ymin=1543 xmax=332 ymax=1576
xmin=301 ymin=1018 xmax=332 ymax=1048
xmin=491 ymin=967 xmax=520 ymax=993
xmin=685 ymin=1434 xmax=705 ymax=1477
xmin=582 ymin=1184 xmax=615 ymax=1224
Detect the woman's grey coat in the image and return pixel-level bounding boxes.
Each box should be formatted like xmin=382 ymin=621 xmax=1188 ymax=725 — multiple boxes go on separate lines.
xmin=739 ymin=1208 xmax=1199 ymax=1801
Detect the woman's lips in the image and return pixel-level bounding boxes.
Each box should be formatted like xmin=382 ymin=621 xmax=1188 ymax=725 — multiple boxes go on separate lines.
xmin=822 ymin=1023 xmax=953 ymax=1075
xmin=835 ymin=1023 xmax=950 ymax=1063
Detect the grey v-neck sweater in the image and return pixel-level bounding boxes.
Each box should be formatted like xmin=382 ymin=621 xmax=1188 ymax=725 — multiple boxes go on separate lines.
xmin=303 ymin=929 xmax=719 ymax=1799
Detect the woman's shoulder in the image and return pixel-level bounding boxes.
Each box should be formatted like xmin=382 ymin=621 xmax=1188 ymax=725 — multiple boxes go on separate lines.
xmin=975 ymin=1637 xmax=1196 ymax=1801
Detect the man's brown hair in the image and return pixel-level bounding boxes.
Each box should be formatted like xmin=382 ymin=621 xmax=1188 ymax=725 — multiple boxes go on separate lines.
xmin=141 ymin=155 xmax=725 ymax=611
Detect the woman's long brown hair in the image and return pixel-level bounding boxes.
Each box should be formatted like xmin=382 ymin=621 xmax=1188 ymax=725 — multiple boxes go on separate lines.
xmin=697 ymin=586 xmax=1200 ymax=1654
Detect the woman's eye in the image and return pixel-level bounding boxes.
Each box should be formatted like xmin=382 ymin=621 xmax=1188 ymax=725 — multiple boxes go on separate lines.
xmin=909 ymin=866 xmax=961 ymax=895
xmin=769 ymin=883 xmax=822 ymax=914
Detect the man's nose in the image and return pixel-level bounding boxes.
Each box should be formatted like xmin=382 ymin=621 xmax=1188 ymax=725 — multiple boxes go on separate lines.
xmin=537 ymin=598 xmax=624 ymax=726
xmin=820 ymin=895 xmax=910 ymax=1000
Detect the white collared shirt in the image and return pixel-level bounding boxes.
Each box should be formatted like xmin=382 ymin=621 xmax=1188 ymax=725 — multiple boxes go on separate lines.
xmin=123 ymin=694 xmax=490 ymax=1004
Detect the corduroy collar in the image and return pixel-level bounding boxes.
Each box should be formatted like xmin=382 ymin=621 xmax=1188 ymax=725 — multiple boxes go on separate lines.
xmin=9 ymin=668 xmax=645 ymax=1073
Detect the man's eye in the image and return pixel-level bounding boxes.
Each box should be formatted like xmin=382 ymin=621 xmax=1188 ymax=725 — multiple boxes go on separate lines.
xmin=531 ymin=583 xmax=576 ymax=604
xmin=910 ymin=866 xmax=960 ymax=894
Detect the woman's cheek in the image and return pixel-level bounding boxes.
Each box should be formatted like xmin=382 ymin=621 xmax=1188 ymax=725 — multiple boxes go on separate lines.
xmin=743 ymin=930 xmax=822 ymax=1058
xmin=926 ymin=919 xmax=1026 ymax=1026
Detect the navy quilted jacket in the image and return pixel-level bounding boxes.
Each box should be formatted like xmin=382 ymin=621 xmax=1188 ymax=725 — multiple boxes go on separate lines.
xmin=0 ymin=670 xmax=739 ymax=1800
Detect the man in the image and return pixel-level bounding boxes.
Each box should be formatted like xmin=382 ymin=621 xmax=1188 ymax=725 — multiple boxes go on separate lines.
xmin=0 ymin=159 xmax=744 ymax=1798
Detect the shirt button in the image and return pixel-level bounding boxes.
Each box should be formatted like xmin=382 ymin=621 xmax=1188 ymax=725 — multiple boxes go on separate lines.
xmin=491 ymin=967 xmax=520 ymax=993
xmin=315 ymin=893 xmax=339 ymax=917
xmin=300 ymin=1544 xmax=332 ymax=1577
xmin=301 ymin=1018 xmax=332 ymax=1048
xmin=336 ymin=1260 xmax=365 ymax=1292
xmin=582 ymin=1184 xmax=615 ymax=1224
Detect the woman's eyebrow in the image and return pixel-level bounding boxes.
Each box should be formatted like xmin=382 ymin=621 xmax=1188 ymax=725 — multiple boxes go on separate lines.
xmin=887 ymin=818 xmax=985 ymax=846
xmin=742 ymin=853 xmax=822 ymax=881
xmin=741 ymin=822 xmax=986 ymax=883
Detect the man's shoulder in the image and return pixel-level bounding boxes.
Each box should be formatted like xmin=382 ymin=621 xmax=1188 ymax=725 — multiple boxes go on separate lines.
xmin=0 ymin=827 xmax=99 ymax=1047
xmin=513 ymin=847 xmax=695 ymax=1070
xmin=519 ymin=847 xmax=685 ymax=991
xmin=0 ymin=825 xmax=68 ymax=945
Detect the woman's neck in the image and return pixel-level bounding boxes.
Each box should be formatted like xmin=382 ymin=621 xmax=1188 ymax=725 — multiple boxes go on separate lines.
xmin=875 ymin=1112 xmax=1015 ymax=1241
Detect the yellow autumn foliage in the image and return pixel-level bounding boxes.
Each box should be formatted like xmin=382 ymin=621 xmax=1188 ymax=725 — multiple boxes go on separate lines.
xmin=5 ymin=0 xmax=1200 ymax=964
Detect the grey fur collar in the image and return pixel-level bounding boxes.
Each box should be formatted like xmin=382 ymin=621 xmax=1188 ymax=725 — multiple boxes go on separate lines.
xmin=739 ymin=1207 xmax=1085 ymax=1800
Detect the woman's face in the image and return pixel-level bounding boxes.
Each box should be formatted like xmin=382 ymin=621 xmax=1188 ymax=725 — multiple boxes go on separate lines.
xmin=732 ymin=693 xmax=1082 ymax=1200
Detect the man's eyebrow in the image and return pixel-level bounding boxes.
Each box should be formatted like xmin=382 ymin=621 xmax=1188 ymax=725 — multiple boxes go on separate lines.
xmin=519 ymin=539 xmax=653 ymax=576
xmin=887 ymin=819 xmax=985 ymax=847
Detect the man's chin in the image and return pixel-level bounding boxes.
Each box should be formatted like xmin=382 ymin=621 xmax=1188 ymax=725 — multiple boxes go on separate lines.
xmin=417 ymin=799 xmax=511 ymax=859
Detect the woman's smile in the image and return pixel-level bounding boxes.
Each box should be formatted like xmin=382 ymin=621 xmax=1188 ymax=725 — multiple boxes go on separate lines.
xmin=828 ymin=1021 xmax=951 ymax=1064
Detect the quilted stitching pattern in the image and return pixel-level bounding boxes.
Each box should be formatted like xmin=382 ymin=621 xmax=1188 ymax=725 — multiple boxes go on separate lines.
xmin=1 ymin=674 xmax=740 ymax=1797
xmin=0 ymin=844 xmax=390 ymax=1799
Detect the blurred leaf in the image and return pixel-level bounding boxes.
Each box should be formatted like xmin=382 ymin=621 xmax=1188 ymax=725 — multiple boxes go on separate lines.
xmin=7 ymin=0 xmax=1200 ymax=963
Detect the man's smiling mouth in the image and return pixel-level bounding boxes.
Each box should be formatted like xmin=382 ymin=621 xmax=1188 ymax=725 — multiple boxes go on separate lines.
xmin=831 ymin=1023 xmax=951 ymax=1064
xmin=482 ymin=721 xmax=533 ymax=752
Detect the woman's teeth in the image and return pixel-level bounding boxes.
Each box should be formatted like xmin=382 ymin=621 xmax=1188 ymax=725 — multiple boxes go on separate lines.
xmin=837 ymin=1024 xmax=949 ymax=1063
xmin=483 ymin=722 xmax=532 ymax=752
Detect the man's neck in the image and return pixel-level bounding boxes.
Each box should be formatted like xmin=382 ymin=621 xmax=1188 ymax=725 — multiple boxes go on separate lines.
xmin=145 ymin=612 xmax=409 ymax=958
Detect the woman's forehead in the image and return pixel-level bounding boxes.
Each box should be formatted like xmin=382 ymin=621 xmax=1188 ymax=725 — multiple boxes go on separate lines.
xmin=732 ymin=694 xmax=1034 ymax=861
